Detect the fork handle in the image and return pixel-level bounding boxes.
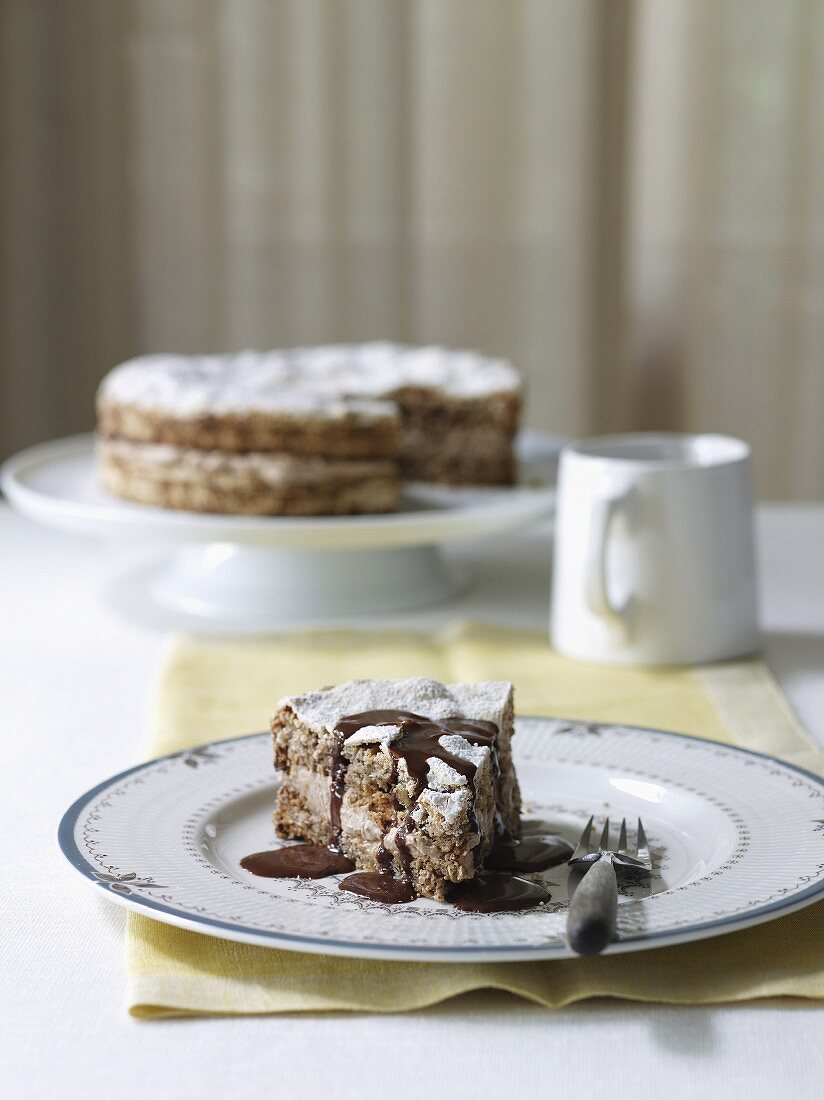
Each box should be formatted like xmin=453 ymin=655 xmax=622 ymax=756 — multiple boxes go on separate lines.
xmin=567 ymin=858 xmax=618 ymax=956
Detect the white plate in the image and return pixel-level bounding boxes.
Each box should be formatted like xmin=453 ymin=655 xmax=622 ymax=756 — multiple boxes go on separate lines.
xmin=2 ymin=432 xmax=560 ymax=622
xmin=58 ymin=719 xmax=824 ymax=962
xmin=0 ymin=431 xmax=558 ymax=551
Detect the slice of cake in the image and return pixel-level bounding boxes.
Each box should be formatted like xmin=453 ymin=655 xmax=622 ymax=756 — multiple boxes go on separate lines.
xmin=271 ymin=677 xmax=521 ymax=901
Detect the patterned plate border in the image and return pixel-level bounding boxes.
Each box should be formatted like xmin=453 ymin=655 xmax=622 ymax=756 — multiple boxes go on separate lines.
xmin=57 ymin=721 xmax=824 ymax=961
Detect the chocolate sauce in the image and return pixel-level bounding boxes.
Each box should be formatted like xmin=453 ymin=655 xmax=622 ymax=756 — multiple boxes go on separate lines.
xmin=240 ymin=844 xmax=354 ymax=879
xmin=448 ymin=872 xmax=550 ymax=913
xmin=333 ymin=709 xmax=426 ymax=740
xmin=331 ymin=709 xmax=500 ymax=876
xmin=328 ymin=709 xmax=424 ymax=848
xmin=339 ymin=871 xmax=416 ymax=904
xmin=393 ymin=818 xmax=415 ymax=882
xmin=520 ymin=818 xmax=561 ymax=836
xmin=492 ymin=809 xmax=511 ymax=845
xmin=332 ymin=711 xmax=499 ymax=797
xmin=486 ymin=835 xmax=573 ymax=873
xmin=332 ymin=709 xmax=498 ymax=792
xmin=245 ymin=709 xmax=556 ymax=913
xmin=375 ymin=839 xmax=394 ymax=872
xmin=385 ymin=716 xmax=499 ymax=796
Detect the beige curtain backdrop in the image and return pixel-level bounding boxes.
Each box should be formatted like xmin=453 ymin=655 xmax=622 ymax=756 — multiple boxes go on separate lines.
xmin=1 ymin=0 xmax=822 ymax=498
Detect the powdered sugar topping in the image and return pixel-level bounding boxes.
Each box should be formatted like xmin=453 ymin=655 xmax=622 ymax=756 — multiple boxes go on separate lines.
xmin=280 ymin=676 xmax=512 ymax=734
xmin=342 ymin=724 xmax=402 ymax=749
xmin=415 ymin=788 xmax=469 ymax=826
xmin=99 ymin=343 xmax=519 ymax=417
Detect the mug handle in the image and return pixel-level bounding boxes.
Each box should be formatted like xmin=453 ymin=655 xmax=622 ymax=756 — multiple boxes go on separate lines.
xmin=584 ymin=490 xmax=632 ymax=626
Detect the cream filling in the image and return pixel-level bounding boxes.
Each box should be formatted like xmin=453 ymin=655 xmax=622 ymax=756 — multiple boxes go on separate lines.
xmin=287 ymin=766 xmax=382 ymax=842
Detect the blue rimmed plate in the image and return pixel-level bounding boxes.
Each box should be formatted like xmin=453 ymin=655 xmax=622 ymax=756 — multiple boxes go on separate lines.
xmin=58 ymin=719 xmax=824 ymax=962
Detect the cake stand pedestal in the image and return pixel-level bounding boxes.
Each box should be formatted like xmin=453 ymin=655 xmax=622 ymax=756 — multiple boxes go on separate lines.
xmin=1 ymin=432 xmax=559 ymax=628
xmin=148 ymin=542 xmax=462 ymax=623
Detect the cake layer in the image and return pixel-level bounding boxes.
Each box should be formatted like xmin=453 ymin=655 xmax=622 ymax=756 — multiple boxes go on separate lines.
xmin=97 ymin=438 xmax=399 ymax=516
xmin=271 ymin=678 xmax=521 ymax=901
xmin=98 ymin=393 xmax=399 ymax=460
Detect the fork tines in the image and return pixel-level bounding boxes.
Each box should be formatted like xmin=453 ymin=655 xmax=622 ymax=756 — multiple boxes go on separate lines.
xmin=570 ymin=814 xmax=652 ymax=871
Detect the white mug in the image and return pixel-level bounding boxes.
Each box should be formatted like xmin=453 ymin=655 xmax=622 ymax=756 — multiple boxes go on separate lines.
xmin=550 ymin=433 xmax=760 ymax=665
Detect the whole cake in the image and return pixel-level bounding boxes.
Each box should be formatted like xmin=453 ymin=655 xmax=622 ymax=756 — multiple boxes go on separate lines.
xmin=270 ymin=677 xmax=522 ymax=902
xmin=96 ymin=343 xmax=521 ymax=515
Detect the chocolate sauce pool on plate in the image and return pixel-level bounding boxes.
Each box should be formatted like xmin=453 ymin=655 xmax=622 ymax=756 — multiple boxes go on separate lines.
xmin=486 ymin=835 xmax=573 ymax=873
xmin=448 ymin=872 xmax=550 ymax=913
xmin=521 ymin=818 xmax=564 ymax=836
xmin=240 ymin=844 xmax=354 ymax=879
xmin=239 ymin=846 xmax=553 ymax=911
xmin=339 ymin=871 xmax=416 ymax=904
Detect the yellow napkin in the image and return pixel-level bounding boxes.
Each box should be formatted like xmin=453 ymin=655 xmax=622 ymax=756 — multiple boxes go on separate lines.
xmin=128 ymin=622 xmax=824 ymax=1017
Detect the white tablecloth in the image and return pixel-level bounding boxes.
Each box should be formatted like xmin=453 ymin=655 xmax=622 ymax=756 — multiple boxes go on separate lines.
xmin=2 ymin=503 xmax=823 ymax=1100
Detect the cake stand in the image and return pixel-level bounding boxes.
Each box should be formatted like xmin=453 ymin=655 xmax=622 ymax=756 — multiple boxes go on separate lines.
xmin=1 ymin=432 xmax=559 ymax=627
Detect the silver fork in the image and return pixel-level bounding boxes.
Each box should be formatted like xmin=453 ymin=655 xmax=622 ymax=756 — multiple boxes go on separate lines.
xmin=566 ymin=816 xmax=652 ymax=956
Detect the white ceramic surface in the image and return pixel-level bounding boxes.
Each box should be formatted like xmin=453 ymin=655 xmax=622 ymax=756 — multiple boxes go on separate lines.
xmin=59 ymin=719 xmax=824 ymax=962
xmin=1 ymin=431 xmax=559 ymax=622
xmin=550 ymin=433 xmax=760 ymax=665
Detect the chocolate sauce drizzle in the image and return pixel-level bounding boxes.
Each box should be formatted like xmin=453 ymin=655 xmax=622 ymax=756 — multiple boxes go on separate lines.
xmin=331 ymin=709 xmax=500 ymax=894
xmin=328 ymin=709 xmax=421 ymax=849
